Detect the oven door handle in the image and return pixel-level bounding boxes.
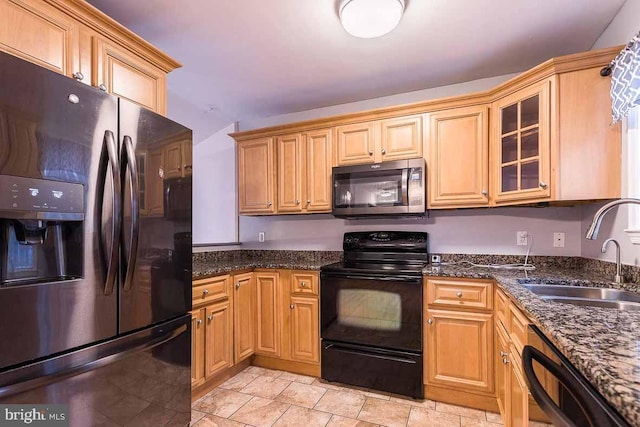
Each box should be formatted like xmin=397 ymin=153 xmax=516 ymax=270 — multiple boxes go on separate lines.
xmin=323 ymin=343 xmax=417 ymax=364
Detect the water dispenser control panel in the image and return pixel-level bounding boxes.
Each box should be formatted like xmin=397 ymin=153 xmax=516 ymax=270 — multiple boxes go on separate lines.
xmin=0 ymin=175 xmax=83 ymax=217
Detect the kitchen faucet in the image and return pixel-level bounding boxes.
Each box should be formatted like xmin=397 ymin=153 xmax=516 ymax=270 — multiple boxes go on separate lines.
xmin=601 ymin=238 xmax=623 ymax=283
xmin=585 ymin=198 xmax=640 ymax=240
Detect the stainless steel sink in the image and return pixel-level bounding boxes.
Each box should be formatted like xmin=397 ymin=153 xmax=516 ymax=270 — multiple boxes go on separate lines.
xmin=520 ymin=284 xmax=640 ymax=310
xmin=540 ymin=296 xmax=640 ymax=311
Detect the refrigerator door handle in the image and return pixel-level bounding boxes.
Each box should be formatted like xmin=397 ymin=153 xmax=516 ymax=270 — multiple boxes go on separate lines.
xmin=121 ymin=135 xmax=140 ymax=292
xmin=97 ymin=130 xmax=121 ymax=296
xmin=0 ymin=320 xmax=187 ymax=399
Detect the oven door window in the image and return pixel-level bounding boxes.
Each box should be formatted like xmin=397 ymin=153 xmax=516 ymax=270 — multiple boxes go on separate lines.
xmin=321 ymin=275 xmax=422 ymax=352
xmin=333 ymin=169 xmax=407 ymax=208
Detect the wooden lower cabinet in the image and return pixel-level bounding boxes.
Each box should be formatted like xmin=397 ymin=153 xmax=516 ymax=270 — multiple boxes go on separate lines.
xmin=425 ymin=308 xmax=493 ymax=394
xmin=255 ymin=271 xmax=282 ymax=358
xmin=233 ymin=272 xmax=256 ymax=362
xmin=205 ymin=301 xmax=233 ymax=378
xmin=191 ymin=309 xmax=205 ymax=387
xmin=289 ymin=296 xmax=319 ymax=364
xmin=509 ymin=356 xmax=529 ymax=427
xmin=495 ymin=323 xmax=510 ymax=419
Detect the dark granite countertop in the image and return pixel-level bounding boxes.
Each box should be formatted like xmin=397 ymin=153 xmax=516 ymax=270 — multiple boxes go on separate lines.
xmin=424 ymin=264 xmax=640 ymax=426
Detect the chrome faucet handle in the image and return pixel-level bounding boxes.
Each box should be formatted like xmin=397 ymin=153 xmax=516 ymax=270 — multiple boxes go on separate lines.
xmin=601 ymin=238 xmax=624 ymax=283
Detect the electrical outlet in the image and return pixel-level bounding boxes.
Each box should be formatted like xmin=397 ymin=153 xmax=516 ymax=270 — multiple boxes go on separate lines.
xmin=553 ymin=232 xmax=565 ymax=248
xmin=517 ymin=231 xmax=528 ymax=246
xmin=258 ymin=232 xmax=265 ymax=243
xmin=431 ymin=255 xmax=441 ymax=264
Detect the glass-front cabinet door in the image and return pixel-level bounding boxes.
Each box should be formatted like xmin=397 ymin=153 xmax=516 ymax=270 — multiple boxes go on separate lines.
xmin=492 ymin=79 xmax=552 ymax=203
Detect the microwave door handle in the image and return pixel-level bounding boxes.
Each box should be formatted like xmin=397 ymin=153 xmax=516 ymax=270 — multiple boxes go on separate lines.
xmin=121 ymin=136 xmax=140 ymax=292
xmin=401 ymin=168 xmax=409 ymax=205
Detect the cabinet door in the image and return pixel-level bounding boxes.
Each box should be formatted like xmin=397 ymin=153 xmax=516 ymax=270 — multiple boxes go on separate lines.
xmin=335 ymin=122 xmax=376 ymax=165
xmin=164 ymin=141 xmax=184 ymax=179
xmin=277 ymin=133 xmax=304 ymax=212
xmin=495 ymin=323 xmax=510 ymax=423
xmin=380 ymin=115 xmax=423 ymax=161
xmin=0 ymin=0 xmax=77 ymax=76
xmin=305 ymin=129 xmax=333 ymax=212
xmin=191 ymin=309 xmax=205 ymax=386
xmin=238 ymin=138 xmax=276 ymax=214
xmin=233 ymin=273 xmax=256 ymax=363
xmin=428 ymin=106 xmax=489 ymax=207
xmin=509 ymin=358 xmax=529 ymax=427
xmin=182 ymin=140 xmax=193 ymax=176
xmin=255 ymin=272 xmax=282 ymax=358
xmin=146 ymin=149 xmax=164 ymax=216
xmin=425 ymin=309 xmax=493 ymax=393
xmin=205 ymin=301 xmax=233 ymax=378
xmin=492 ymin=80 xmax=551 ymax=204
xmin=96 ymin=37 xmax=167 ymax=115
xmin=289 ymin=296 xmax=319 ymax=364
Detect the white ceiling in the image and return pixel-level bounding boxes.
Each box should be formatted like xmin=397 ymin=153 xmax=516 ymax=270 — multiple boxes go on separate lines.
xmin=87 ymin=0 xmax=625 ymax=141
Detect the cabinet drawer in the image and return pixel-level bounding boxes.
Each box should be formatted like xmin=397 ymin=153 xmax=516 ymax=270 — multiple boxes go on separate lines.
xmin=291 ymin=271 xmax=319 ymax=296
xmin=427 ymin=279 xmax=493 ymax=310
xmin=192 ymin=275 xmax=231 ymax=306
xmin=509 ymin=303 xmax=530 ymax=355
xmin=495 ymin=288 xmax=510 ymax=330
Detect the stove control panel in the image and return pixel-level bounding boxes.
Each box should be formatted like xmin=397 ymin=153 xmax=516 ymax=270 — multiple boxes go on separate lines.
xmin=343 ymin=231 xmax=428 ymax=252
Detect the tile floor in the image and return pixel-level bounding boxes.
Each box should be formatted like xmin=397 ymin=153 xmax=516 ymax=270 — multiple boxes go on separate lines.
xmin=191 ymin=366 xmax=551 ymax=427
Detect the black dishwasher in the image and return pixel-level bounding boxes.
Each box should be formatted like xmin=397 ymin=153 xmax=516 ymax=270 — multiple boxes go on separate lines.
xmin=522 ymin=326 xmax=629 ymax=427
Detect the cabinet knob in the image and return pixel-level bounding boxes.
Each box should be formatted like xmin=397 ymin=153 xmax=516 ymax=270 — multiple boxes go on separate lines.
xmin=381 ymin=148 xmax=386 ymax=155
xmin=539 ymin=181 xmax=548 ymax=189
xmin=300 ymin=281 xmax=307 ymax=287
xmin=427 ymin=318 xmax=433 ymax=325
xmin=72 ymin=71 xmax=84 ymax=81
xmin=306 ymin=199 xmax=311 ymax=204
xmin=202 ymin=289 xmax=209 ymax=296
xmin=98 ymin=83 xmax=107 ymax=92
xmin=196 ymin=319 xmax=202 ymax=325
xmin=235 ymin=283 xmax=241 ymax=289
xmin=207 ymin=315 xmax=213 ymax=321
xmin=456 ymin=292 xmax=463 ymax=298
xmin=500 ymin=351 xmax=508 ymax=357
xmin=481 ymin=190 xmax=488 ymax=196
xmin=502 ymin=356 xmax=509 ymax=365
xmin=296 ymin=199 xmax=300 ymax=205
xmin=267 ymin=202 xmax=273 ymax=207
xmin=368 ymin=150 xmax=373 ymax=156
xmin=290 ymin=304 xmax=295 ymax=309
xmin=184 ymin=164 xmax=193 ymax=170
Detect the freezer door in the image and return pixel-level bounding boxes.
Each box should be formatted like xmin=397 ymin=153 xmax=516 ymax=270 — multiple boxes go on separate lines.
xmin=0 ymin=315 xmax=191 ymax=427
xmin=119 ymin=99 xmax=192 ymax=333
xmin=0 ymin=52 xmax=118 ymax=369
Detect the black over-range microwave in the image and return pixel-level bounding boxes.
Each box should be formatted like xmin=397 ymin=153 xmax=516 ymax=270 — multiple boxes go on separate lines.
xmin=332 ymin=158 xmax=426 ymax=217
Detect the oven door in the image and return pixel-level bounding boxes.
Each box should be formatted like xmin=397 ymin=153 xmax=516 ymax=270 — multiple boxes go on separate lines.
xmin=320 ymin=271 xmax=422 ymax=352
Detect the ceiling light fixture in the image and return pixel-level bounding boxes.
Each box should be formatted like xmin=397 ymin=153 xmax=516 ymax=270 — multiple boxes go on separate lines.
xmin=339 ymin=0 xmax=405 ymax=39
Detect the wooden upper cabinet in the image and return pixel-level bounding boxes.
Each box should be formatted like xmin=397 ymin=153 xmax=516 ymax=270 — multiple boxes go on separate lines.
xmin=491 ymin=79 xmax=552 ymax=204
xmin=380 ymin=115 xmax=423 ymax=161
xmin=233 ymin=273 xmax=256 ymax=363
xmin=0 ymin=0 xmax=77 ymax=76
xmin=146 ymin=149 xmax=164 ymax=216
xmin=425 ymin=308 xmax=493 ymax=394
xmin=277 ymin=133 xmax=304 ymax=212
xmin=238 ymin=138 xmax=276 ymax=214
xmin=255 ymin=271 xmax=282 ymax=358
xmin=95 ymin=36 xmax=167 ymax=115
xmin=335 ymin=122 xmax=376 ymax=165
xmin=289 ymin=296 xmax=320 ymax=364
xmin=163 ymin=140 xmax=184 ymax=178
xmin=428 ymin=106 xmax=489 ymax=208
xmin=305 ymin=129 xmax=333 ymax=212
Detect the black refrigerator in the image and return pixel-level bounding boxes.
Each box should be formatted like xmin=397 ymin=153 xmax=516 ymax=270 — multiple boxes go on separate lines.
xmin=0 ymin=51 xmax=192 ymax=426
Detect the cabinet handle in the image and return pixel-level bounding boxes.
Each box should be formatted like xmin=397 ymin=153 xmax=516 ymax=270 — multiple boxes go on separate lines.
xmin=300 ymin=281 xmax=307 ymax=287
xmin=381 ymin=148 xmax=386 ymax=155
xmin=72 ymin=71 xmax=84 ymax=81
xmin=184 ymin=164 xmax=192 ymax=170
xmin=98 ymin=83 xmax=107 ymax=92
xmin=207 ymin=315 xmax=213 ymax=321
xmin=202 ymin=289 xmax=209 ymax=296
xmin=235 ymin=283 xmax=241 ymax=289
xmin=500 ymin=351 xmax=508 ymax=357
xmin=306 ymin=199 xmax=311 ymax=204
xmin=296 ymin=199 xmax=300 ymax=205
xmin=290 ymin=304 xmax=295 ymax=309
xmin=539 ymin=181 xmax=548 ymax=189
xmin=456 ymin=292 xmax=463 ymax=298
xmin=481 ymin=190 xmax=488 ymax=196
xmin=196 ymin=319 xmax=202 ymax=325
xmin=503 ymin=356 xmax=510 ymax=365
xmin=267 ymin=202 xmax=273 ymax=207
xmin=368 ymin=150 xmax=373 ymax=156
xmin=427 ymin=318 xmax=433 ymax=325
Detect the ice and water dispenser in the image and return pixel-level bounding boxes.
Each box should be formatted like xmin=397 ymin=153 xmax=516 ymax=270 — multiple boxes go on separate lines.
xmin=0 ymin=175 xmax=84 ymax=287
